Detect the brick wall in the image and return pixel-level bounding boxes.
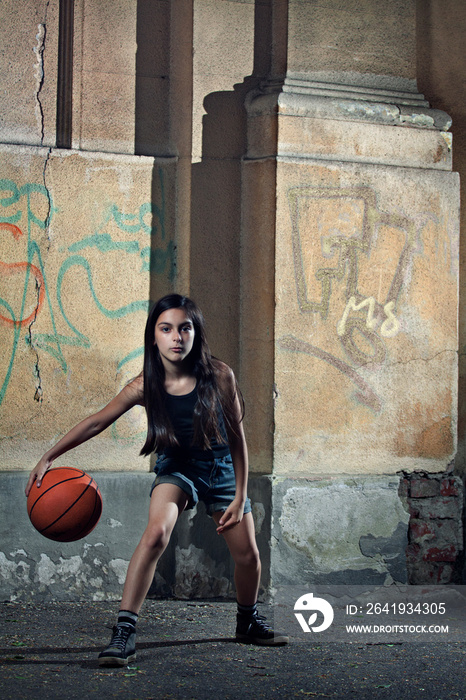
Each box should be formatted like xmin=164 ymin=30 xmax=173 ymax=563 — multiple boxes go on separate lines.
xmin=399 ymin=471 xmax=464 ymax=584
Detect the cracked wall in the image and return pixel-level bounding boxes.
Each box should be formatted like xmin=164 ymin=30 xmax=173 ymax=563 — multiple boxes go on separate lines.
xmin=273 ymin=161 xmax=459 ymax=477
xmin=271 ymin=477 xmax=410 ymax=587
xmin=0 ymin=0 xmax=58 ymax=147
xmin=0 ymin=145 xmax=175 ymax=470
xmin=0 ymin=472 xmax=271 ymax=602
xmin=0 ymin=0 xmax=464 ymax=601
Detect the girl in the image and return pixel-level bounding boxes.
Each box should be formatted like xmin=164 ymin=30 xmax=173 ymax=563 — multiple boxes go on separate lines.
xmin=25 ymin=294 xmax=288 ymax=666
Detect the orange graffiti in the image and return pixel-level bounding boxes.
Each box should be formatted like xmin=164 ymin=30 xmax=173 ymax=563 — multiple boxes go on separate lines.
xmin=0 ymin=222 xmax=23 ymax=240
xmin=0 ymin=223 xmax=45 ymax=327
xmin=0 ymin=261 xmax=45 ymax=327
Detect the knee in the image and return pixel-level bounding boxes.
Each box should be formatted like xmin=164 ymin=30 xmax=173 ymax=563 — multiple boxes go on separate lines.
xmin=236 ymin=544 xmax=261 ymax=571
xmin=141 ymin=522 xmax=171 ymax=554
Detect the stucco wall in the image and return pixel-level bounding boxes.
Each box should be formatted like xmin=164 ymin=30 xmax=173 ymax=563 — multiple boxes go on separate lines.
xmin=0 ymin=0 xmax=465 ymax=602
xmin=274 ymin=160 xmax=459 ymax=476
xmin=0 ymin=145 xmax=175 ymax=471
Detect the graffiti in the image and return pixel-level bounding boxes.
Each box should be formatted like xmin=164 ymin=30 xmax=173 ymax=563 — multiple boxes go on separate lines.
xmin=278 ymin=335 xmax=383 ymax=413
xmin=0 ymin=225 xmax=45 ymax=328
xmin=0 ymin=169 xmax=173 ymax=411
xmin=68 ymin=170 xmax=170 ymax=275
xmin=0 ymin=180 xmax=54 ymax=406
xmin=282 ymin=185 xmax=423 ymax=411
xmin=337 ymin=296 xmax=400 ymax=340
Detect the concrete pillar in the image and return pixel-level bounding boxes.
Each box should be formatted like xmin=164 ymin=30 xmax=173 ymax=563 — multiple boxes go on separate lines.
xmin=241 ymin=0 xmax=460 ymax=586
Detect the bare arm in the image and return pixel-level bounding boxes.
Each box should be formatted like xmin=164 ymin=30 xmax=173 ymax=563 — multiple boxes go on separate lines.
xmin=25 ymin=376 xmax=144 ymax=496
xmin=215 ymin=364 xmax=249 ymax=534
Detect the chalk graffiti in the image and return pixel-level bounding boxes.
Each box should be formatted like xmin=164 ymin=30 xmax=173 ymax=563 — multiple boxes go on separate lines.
xmin=282 ymin=185 xmax=422 ymax=411
xmin=278 ymin=334 xmax=383 ymax=413
xmin=0 ymin=169 xmax=173 ymax=411
xmin=337 ymin=296 xmax=400 ymax=340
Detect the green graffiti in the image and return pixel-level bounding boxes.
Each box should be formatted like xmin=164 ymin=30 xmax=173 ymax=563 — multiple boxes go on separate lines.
xmin=0 ymin=168 xmax=172 ymax=410
xmin=117 ymin=347 xmax=145 ymax=373
xmin=68 ymin=232 xmax=141 ymax=255
xmin=57 ymin=255 xmax=149 ymax=338
xmin=0 ymin=181 xmax=56 ymax=405
xmin=65 ymin=169 xmax=171 ymax=274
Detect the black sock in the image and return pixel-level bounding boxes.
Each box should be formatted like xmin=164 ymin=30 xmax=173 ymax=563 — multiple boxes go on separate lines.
xmin=118 ymin=610 xmax=138 ymax=628
xmin=237 ymin=602 xmax=257 ymax=618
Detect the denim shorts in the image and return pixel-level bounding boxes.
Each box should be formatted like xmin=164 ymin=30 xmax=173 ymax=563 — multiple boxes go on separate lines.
xmin=150 ymin=452 xmax=252 ymax=517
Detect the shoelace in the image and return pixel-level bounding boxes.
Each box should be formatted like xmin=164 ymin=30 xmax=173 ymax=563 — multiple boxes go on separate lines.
xmin=108 ymin=625 xmax=133 ymax=650
xmin=252 ymin=615 xmax=271 ymax=631
xmin=244 ymin=613 xmax=272 ymax=635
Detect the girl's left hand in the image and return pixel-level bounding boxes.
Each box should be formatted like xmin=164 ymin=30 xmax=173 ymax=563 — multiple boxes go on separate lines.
xmin=216 ymin=499 xmax=245 ymax=534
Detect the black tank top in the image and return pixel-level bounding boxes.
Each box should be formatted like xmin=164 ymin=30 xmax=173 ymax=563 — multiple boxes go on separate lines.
xmin=163 ymin=385 xmax=230 ymax=459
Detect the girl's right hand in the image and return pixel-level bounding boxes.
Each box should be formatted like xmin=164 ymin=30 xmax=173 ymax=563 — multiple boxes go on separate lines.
xmin=25 ymin=456 xmax=53 ymax=497
xmin=24 ymin=376 xmax=144 ymax=498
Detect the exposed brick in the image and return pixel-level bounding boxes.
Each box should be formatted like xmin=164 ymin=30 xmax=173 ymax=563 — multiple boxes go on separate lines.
xmin=409 ymin=519 xmax=435 ymax=543
xmin=405 ymin=542 xmax=421 ymax=565
xmin=400 ymin=471 xmax=464 ymax=585
xmin=409 ymin=497 xmax=461 ymax=520
xmin=426 ymin=563 xmax=456 ymax=585
xmin=431 ymin=519 xmax=462 ymax=549
xmin=410 ymin=478 xmax=440 ymax=498
xmin=407 ymin=501 xmax=421 ymax=518
xmin=423 ymin=544 xmax=457 ymax=562
xmin=407 ymin=559 xmax=434 ymax=584
xmin=440 ymin=477 xmax=460 ymax=497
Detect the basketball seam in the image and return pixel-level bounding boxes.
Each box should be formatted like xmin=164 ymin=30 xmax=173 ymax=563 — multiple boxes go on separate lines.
xmin=39 ymin=478 xmax=93 ymax=535
xmin=28 ymin=471 xmax=86 ymax=518
xmin=65 ymin=486 xmax=102 ymax=540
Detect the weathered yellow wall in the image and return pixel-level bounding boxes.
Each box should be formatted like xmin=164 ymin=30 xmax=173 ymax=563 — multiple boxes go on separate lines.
xmin=0 ymin=146 xmax=175 ymax=470
xmin=0 ymin=0 xmax=464 ymax=481
xmin=0 ymin=0 xmax=59 ymax=146
xmin=1 ymin=0 xmax=465 ymax=601
xmin=274 ymin=161 xmax=459 ymax=476
xmin=189 ymin=0 xmax=255 ymax=371
xmin=416 ymin=0 xmax=466 ymax=475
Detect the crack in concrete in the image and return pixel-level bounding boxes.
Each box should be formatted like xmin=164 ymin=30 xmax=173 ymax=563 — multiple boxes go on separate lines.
xmin=357 ymin=348 xmax=456 ymax=371
xmin=33 ymin=2 xmax=50 ymax=144
xmin=43 ymin=147 xmax=53 ymax=242
xmin=29 ymin=145 xmax=53 ymax=403
xmin=28 ymin=141 xmax=52 ymax=403
xmin=28 ymin=277 xmax=43 ymax=404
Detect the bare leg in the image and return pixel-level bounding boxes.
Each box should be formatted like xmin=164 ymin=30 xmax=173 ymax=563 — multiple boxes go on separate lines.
xmin=120 ymin=483 xmax=189 ymax=614
xmin=213 ymin=511 xmax=261 ymax=605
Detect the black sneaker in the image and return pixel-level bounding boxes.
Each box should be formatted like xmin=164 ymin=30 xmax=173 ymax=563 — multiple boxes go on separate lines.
xmin=98 ymin=623 xmax=136 ymax=666
xmin=236 ymin=611 xmax=289 ymax=646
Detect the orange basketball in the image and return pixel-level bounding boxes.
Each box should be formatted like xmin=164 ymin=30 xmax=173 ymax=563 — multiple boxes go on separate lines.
xmin=27 ymin=467 xmax=102 ymax=542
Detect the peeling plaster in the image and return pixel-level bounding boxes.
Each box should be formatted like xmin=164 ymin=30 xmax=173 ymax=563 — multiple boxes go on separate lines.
xmin=36 ymin=553 xmax=83 ymax=587
xmin=107 ymin=519 xmax=123 ymax=529
xmin=278 ymin=480 xmax=409 ymax=576
xmin=109 ymin=558 xmax=129 ymax=585
xmin=0 ymin=544 xmax=129 ymax=601
xmin=0 ymin=552 xmax=31 ymax=585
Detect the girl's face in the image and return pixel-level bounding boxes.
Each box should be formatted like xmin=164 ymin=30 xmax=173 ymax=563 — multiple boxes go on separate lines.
xmin=154 ymin=307 xmax=195 ymax=367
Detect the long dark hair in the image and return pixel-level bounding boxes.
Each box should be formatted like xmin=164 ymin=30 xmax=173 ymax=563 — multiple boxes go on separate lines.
xmin=140 ymin=294 xmax=242 ymax=456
